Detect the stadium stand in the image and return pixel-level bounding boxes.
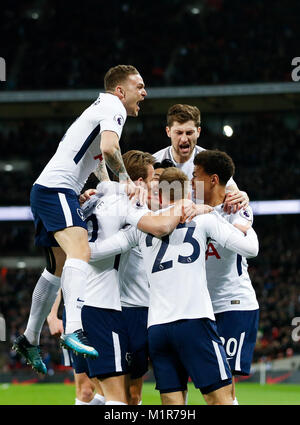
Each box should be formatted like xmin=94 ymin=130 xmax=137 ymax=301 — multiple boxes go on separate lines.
xmin=1 ymin=0 xmax=299 ymax=90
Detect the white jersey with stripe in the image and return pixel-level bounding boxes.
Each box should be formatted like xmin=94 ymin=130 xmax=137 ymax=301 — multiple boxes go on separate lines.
xmin=153 ymin=145 xmax=235 ymax=187
xmin=118 ymin=247 xmax=150 ymax=308
xmin=122 ymin=210 xmax=258 ymax=328
xmin=35 ymin=93 xmax=127 ymax=195
xmin=205 ymin=204 xmax=259 ymax=314
xmin=84 ymin=192 xmax=149 ymax=311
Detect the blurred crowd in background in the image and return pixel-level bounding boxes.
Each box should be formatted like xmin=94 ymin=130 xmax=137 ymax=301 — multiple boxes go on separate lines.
xmin=1 ymin=0 xmax=298 ymax=90
xmin=1 ymin=111 xmax=300 ymax=206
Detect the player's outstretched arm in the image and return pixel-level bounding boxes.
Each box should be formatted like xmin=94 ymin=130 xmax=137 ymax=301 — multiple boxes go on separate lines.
xmin=207 ymin=213 xmax=259 ymax=258
xmin=137 ymin=199 xmax=194 ymax=237
xmin=89 ymin=227 xmax=137 ymax=262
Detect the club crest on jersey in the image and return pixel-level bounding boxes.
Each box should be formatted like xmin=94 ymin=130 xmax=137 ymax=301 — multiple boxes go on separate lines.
xmin=77 ymin=208 xmax=85 ymax=221
xmin=239 ymin=208 xmax=252 ymax=221
xmin=114 ymin=114 xmax=124 ymax=126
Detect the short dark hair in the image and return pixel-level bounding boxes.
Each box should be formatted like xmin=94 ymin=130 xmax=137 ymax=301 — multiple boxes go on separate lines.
xmin=104 ymin=65 xmax=139 ymax=92
xmin=167 ymin=104 xmax=201 ymax=128
xmin=153 ymin=158 xmax=174 ymax=169
xmin=193 ymin=150 xmax=235 ymax=185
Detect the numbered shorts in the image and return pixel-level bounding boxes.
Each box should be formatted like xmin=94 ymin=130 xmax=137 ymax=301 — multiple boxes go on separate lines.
xmin=61 ymin=308 xmax=90 ymax=375
xmin=30 ymin=183 xmax=87 ymax=247
xmin=122 ymin=307 xmax=149 ymax=379
xmin=215 ymin=309 xmax=259 ymax=375
xmin=81 ymin=305 xmax=130 ymax=378
xmin=148 ymin=318 xmax=232 ymax=395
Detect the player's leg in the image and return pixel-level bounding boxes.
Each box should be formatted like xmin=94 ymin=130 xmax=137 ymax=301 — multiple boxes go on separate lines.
xmin=148 ymin=323 xmax=189 ymax=406
xmin=54 ymin=227 xmax=98 ymax=358
xmin=90 ymin=377 xmax=106 ymax=405
xmin=175 ymin=318 xmax=233 ymax=405
xmin=74 ymin=372 xmax=95 ymax=404
xmin=202 ymin=383 xmax=234 ymax=405
xmin=160 ymin=391 xmax=186 ymax=405
xmin=127 ymin=377 xmax=143 ymax=405
xmin=122 ymin=307 xmax=149 ymax=405
xmin=215 ymin=309 xmax=260 ymax=405
xmin=82 ymin=305 xmax=130 ymax=404
xmin=99 ymin=374 xmax=129 ymax=405
xmin=12 ymin=246 xmax=65 ymax=374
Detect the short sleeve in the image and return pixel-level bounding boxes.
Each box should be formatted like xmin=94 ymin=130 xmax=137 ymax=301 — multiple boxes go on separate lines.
xmin=98 ymin=95 xmax=126 ymax=139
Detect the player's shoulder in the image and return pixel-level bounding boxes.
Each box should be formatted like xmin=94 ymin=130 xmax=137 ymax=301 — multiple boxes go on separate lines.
xmin=232 ymin=205 xmax=254 ymax=224
xmin=152 ymin=146 xmax=169 ymax=160
xmin=92 ymin=92 xmax=126 ymax=116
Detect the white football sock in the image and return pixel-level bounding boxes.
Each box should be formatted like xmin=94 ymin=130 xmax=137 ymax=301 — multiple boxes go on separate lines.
xmin=75 ymin=398 xmax=89 ymax=405
xmin=61 ymin=258 xmax=89 ymax=334
xmin=24 ymin=269 xmax=61 ymax=345
xmin=105 ymin=400 xmax=127 ymax=405
xmin=89 ymin=393 xmax=105 ymax=405
xmin=233 ymin=397 xmax=239 ymax=405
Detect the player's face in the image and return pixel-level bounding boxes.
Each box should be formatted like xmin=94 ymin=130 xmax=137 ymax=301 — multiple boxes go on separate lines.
xmin=166 ymin=121 xmax=201 ymax=162
xmin=191 ymin=165 xmax=211 ymax=202
xmin=122 ymin=74 xmax=147 ymax=117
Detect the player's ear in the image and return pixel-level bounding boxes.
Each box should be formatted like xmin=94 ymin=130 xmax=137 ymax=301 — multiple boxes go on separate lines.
xmin=115 ymin=85 xmax=125 ymax=99
xmin=166 ymin=126 xmax=171 ymax=138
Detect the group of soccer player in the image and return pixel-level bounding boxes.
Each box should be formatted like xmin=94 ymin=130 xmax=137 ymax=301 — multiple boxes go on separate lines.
xmin=12 ymin=65 xmax=259 ymax=406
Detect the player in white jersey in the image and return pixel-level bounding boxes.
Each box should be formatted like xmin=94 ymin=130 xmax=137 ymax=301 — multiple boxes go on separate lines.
xmin=89 ymin=167 xmax=259 ymax=405
xmin=152 ymin=103 xmax=249 ymax=212
xmin=191 ymin=150 xmax=259 ymax=404
xmin=81 ymin=178 xmax=194 ymax=405
xmin=13 ymin=65 xmax=148 ymax=373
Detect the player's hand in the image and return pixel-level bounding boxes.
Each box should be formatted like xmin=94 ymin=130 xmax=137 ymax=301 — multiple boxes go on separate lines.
xmin=123 ymin=180 xmax=148 ymax=206
xmin=47 ymin=316 xmax=64 ymax=337
xmin=223 ymin=190 xmax=249 ymax=214
xmin=171 ymin=198 xmax=195 ymax=222
xmin=79 ymin=188 xmax=97 ymax=205
xmin=234 ymin=222 xmax=252 ymax=235
xmin=181 ymin=203 xmax=213 ymax=223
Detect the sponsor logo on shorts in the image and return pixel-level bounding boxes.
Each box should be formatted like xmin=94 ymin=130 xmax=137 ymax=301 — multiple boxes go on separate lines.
xmin=77 ymin=208 xmax=85 ymax=221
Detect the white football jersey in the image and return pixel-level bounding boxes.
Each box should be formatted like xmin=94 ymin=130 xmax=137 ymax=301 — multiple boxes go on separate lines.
xmin=205 ymin=204 xmax=259 ymax=314
xmin=153 ymin=145 xmax=235 ymax=187
xmin=123 ymin=210 xmax=258 ymax=328
xmin=35 ymin=93 xmax=127 ymax=195
xmin=118 ymin=247 xmax=150 ymax=308
xmin=84 ymin=192 xmax=149 ymax=311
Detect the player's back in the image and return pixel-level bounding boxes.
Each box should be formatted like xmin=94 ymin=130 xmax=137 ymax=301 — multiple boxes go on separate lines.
xmin=118 ymin=246 xmax=149 ymax=308
xmin=205 ymin=205 xmax=259 ymax=314
xmin=136 ymin=214 xmax=218 ymax=328
xmin=35 ymin=93 xmax=126 ymax=195
xmin=84 ymin=192 xmax=137 ymax=311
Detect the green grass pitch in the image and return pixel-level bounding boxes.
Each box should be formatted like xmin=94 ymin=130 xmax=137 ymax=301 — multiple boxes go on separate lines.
xmin=0 ymin=382 xmax=299 ymax=405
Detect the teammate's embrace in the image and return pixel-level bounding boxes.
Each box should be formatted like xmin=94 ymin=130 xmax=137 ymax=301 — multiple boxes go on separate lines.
xmin=13 ymin=65 xmax=147 ymax=373
xmin=91 ymin=166 xmax=259 ymax=405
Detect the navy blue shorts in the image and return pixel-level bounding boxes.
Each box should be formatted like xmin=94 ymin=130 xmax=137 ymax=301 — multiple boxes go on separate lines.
xmin=148 ymin=318 xmax=232 ymax=395
xmin=215 ymin=309 xmax=259 ymax=375
xmin=82 ymin=305 xmax=130 ymax=379
xmin=61 ymin=308 xmax=90 ymax=375
xmin=122 ymin=307 xmax=149 ymax=379
xmin=30 ymin=184 xmax=87 ymax=247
